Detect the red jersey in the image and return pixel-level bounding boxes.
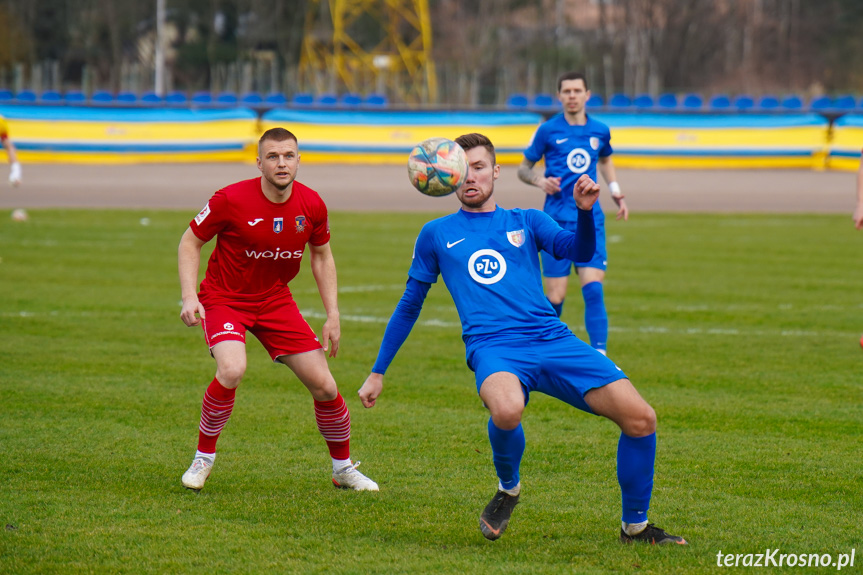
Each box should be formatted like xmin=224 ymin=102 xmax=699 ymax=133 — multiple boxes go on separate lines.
xmin=190 ymin=177 xmax=330 ymax=300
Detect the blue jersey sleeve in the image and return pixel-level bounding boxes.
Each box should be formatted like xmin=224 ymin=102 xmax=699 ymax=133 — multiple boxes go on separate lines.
xmin=407 ymin=223 xmax=441 ymax=284
xmin=523 ymin=123 xmax=548 ymax=163
xmin=552 ymin=207 xmax=596 ymax=262
xmin=599 ymin=124 xmax=613 ymax=157
xmin=371 ymin=277 xmax=432 ymax=374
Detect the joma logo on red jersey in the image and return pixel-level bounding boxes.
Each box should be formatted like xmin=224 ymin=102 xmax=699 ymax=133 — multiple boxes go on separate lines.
xmin=245 ymin=248 xmax=304 ymax=260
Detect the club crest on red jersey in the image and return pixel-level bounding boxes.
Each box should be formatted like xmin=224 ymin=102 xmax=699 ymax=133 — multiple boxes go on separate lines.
xmin=295 ymin=215 xmax=306 ymax=233
xmin=507 ymin=229 xmax=525 ymax=247
xmin=273 ymin=217 xmax=284 ymax=233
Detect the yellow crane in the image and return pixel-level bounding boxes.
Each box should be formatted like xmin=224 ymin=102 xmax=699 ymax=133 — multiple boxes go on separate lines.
xmin=300 ymin=0 xmax=437 ymax=104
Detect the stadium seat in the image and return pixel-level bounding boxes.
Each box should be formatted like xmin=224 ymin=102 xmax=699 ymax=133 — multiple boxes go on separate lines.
xmin=291 ymin=92 xmax=314 ymax=106
xmin=165 ymin=91 xmax=188 ymax=105
xmin=362 ymin=93 xmax=388 ymax=107
xmin=657 ymin=93 xmax=678 ymax=109
xmin=264 ymin=92 xmax=287 ymax=106
xmin=91 ymin=90 xmax=113 ymax=104
xmin=240 ymin=92 xmax=263 ymax=106
xmin=682 ymin=93 xmax=703 ymax=109
xmin=506 ymin=93 xmax=529 ymax=109
xmin=216 ymin=92 xmax=238 ymax=106
xmin=192 ymin=91 xmax=213 ymax=105
xmin=758 ymin=95 xmax=780 ymax=110
xmin=315 ymin=93 xmax=338 ymax=107
xmin=64 ymin=91 xmax=86 ymax=105
xmin=633 ymin=94 xmax=654 ymax=110
xmin=340 ymin=93 xmax=362 ymax=107
xmin=40 ymin=90 xmax=62 ymax=103
xmin=140 ymin=91 xmax=162 ymax=105
xmin=0 ymin=89 xmax=12 ymax=102
xmin=116 ymin=91 xmax=138 ymax=104
xmin=809 ymin=96 xmax=832 ymax=111
xmin=858 ymin=97 xmax=863 ymax=112
xmin=608 ymin=93 xmax=632 ymax=109
xmin=781 ymin=95 xmax=803 ymax=110
xmin=709 ymin=94 xmax=731 ymax=110
xmin=532 ymin=93 xmax=556 ymax=109
xmin=15 ymin=90 xmax=37 ymax=103
xmin=733 ymin=95 xmax=754 ymax=111
xmin=586 ymin=94 xmax=604 ymax=108
xmin=833 ymin=94 xmax=855 ymax=110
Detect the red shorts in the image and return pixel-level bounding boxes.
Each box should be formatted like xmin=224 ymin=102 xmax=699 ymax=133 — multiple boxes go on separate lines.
xmin=200 ymin=289 xmax=321 ymax=361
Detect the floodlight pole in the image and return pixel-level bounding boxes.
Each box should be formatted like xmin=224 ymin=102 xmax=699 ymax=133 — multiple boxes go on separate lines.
xmin=155 ymin=0 xmax=166 ymax=96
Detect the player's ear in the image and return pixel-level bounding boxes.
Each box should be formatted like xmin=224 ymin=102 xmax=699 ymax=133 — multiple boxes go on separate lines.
xmin=492 ymin=164 xmax=500 ymax=180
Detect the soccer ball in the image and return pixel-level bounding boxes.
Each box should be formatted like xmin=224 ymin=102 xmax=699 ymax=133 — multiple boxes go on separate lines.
xmin=407 ymin=137 xmax=469 ymax=197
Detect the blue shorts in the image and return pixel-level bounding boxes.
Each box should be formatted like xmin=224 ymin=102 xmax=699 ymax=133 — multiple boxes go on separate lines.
xmin=466 ymin=332 xmax=627 ymax=413
xmin=541 ymin=215 xmax=607 ymax=277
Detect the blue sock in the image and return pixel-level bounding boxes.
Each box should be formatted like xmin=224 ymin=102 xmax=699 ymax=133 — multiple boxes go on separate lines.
xmin=617 ymin=432 xmax=656 ymax=524
xmin=548 ymin=298 xmax=564 ymax=318
xmin=582 ymin=281 xmax=608 ymax=351
xmin=487 ymin=418 xmax=525 ymax=490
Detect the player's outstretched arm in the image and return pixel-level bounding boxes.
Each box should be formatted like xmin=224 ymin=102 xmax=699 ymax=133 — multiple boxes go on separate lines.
xmin=309 ymin=242 xmax=341 ymax=357
xmin=518 ymin=157 xmax=561 ymax=195
xmin=573 ymin=174 xmax=601 ymax=211
xmin=599 ymin=156 xmax=627 ymax=221
xmin=178 ymin=227 xmax=207 ymax=326
xmin=358 ymin=373 xmax=383 ymax=408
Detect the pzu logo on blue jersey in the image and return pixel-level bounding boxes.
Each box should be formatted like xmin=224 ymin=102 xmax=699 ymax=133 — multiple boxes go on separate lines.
xmin=468 ymin=249 xmax=507 ymax=285
xmin=567 ymin=148 xmax=591 ymax=174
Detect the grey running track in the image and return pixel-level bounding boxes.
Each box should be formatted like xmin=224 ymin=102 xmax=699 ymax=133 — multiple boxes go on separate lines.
xmin=0 ymin=163 xmax=857 ymax=215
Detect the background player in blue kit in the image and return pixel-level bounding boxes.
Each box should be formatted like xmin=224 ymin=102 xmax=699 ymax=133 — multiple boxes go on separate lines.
xmin=359 ymin=133 xmax=685 ymax=545
xmin=518 ymin=71 xmax=628 ymax=355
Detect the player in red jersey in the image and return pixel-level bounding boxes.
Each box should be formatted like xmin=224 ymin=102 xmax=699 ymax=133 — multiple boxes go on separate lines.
xmin=177 ymin=127 xmax=378 ymax=491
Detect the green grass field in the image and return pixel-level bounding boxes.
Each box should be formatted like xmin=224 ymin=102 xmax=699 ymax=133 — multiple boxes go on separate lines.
xmin=1 ymin=209 xmax=861 ymax=574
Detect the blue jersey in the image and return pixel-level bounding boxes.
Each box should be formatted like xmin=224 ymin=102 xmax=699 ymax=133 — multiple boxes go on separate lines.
xmin=408 ymin=207 xmax=572 ymax=346
xmin=524 ymin=114 xmax=612 ymax=222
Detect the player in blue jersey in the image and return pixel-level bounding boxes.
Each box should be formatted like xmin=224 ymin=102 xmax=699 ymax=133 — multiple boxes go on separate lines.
xmin=359 ymin=133 xmax=685 ymax=545
xmin=518 ymin=71 xmax=628 ymax=355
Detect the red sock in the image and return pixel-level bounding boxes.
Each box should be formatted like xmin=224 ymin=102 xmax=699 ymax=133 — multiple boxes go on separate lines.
xmin=314 ymin=392 xmax=351 ymax=460
xmin=196 ymin=378 xmax=236 ymax=454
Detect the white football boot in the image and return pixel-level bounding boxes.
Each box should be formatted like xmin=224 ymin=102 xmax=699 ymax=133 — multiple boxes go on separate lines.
xmin=181 ymin=457 xmax=213 ymax=491
xmin=331 ymin=461 xmax=379 ymax=491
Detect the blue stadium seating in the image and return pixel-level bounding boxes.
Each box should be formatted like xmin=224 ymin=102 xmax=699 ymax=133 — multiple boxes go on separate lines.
xmin=506 ymin=93 xmax=528 ymax=109
xmin=241 ymin=92 xmax=263 ymax=105
xmin=64 ymin=91 xmax=86 ymax=105
xmin=140 ymin=91 xmax=162 ymax=105
xmin=758 ymin=95 xmax=780 ymax=110
xmin=264 ymin=92 xmax=287 ymax=106
xmin=340 ymin=93 xmax=362 ymax=107
xmin=315 ymin=93 xmax=338 ymax=107
xmin=608 ymin=93 xmax=632 ymax=109
xmin=192 ymin=91 xmax=213 ymax=105
xmin=833 ymin=94 xmax=855 ymax=110
xmin=586 ymin=94 xmax=604 ymax=108
xmin=91 ymin=90 xmax=113 ymax=104
xmin=40 ymin=90 xmax=62 ymax=103
xmin=116 ymin=91 xmax=138 ymax=104
xmin=781 ymin=95 xmax=803 ymax=110
xmin=362 ymin=93 xmax=388 ymax=107
xmin=809 ymin=96 xmax=832 ymax=111
xmin=734 ymin=95 xmax=754 ymax=111
xmin=216 ymin=92 xmax=238 ymax=106
xmin=532 ymin=93 xmax=556 ymax=109
xmin=292 ymin=92 xmax=314 ymax=106
xmin=165 ymin=91 xmax=188 ymax=105
xmin=15 ymin=90 xmax=37 ymax=103
xmin=657 ymin=93 xmax=678 ymax=109
xmin=633 ymin=94 xmax=654 ymax=109
xmin=682 ymin=93 xmax=703 ymax=109
xmin=709 ymin=94 xmax=731 ymax=110
xmin=0 ymin=89 xmax=12 ymax=102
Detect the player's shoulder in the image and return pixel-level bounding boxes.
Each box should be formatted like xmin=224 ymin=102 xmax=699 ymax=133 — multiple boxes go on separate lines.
xmin=216 ymin=177 xmax=259 ymax=198
xmin=585 ymin=114 xmax=611 ymax=133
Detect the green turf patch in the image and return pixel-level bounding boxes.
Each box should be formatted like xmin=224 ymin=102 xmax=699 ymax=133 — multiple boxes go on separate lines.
xmin=1 ymin=210 xmax=861 ymax=574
